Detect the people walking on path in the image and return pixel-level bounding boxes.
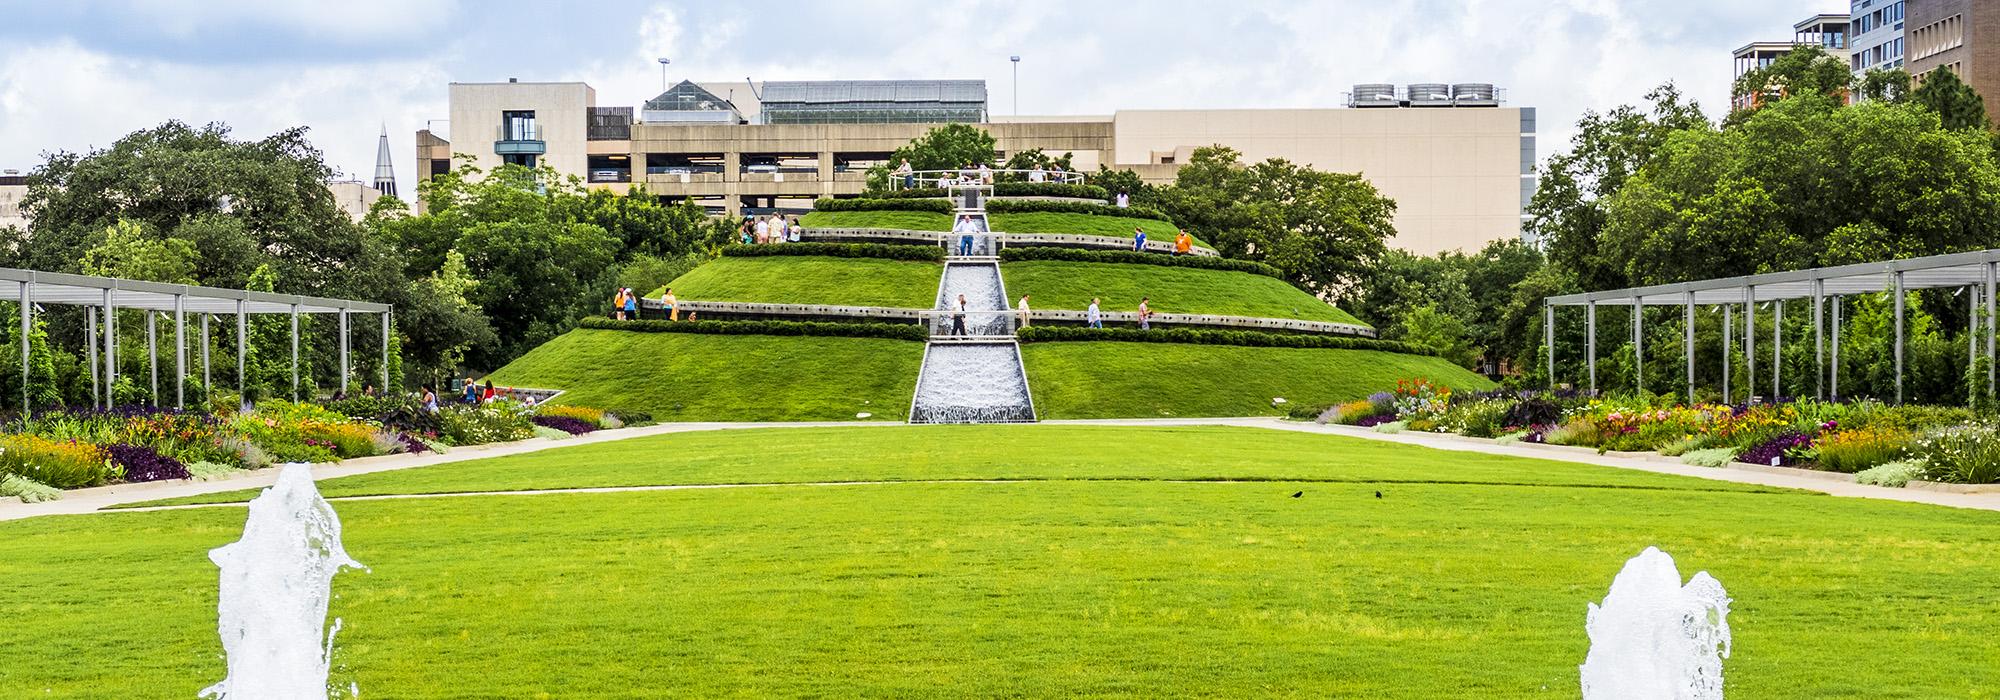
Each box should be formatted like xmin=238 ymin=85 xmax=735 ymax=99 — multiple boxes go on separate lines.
xmin=1016 ymin=294 xmax=1032 ymax=329
xmin=951 ymin=293 xmax=969 ymax=336
xmin=662 ymin=287 xmax=679 ymax=322
xmin=1132 ymin=227 xmax=1147 ymax=252
xmin=1138 ymin=297 xmax=1152 ymax=331
xmin=1087 ymin=298 xmax=1103 ymax=329
xmin=481 ymin=380 xmax=497 ymax=403
xmin=612 ymin=288 xmax=630 ymax=321
xmin=461 ymin=376 xmax=478 ymax=404
xmin=1174 ymin=230 xmax=1192 ymax=256
xmin=622 ymin=288 xmax=638 ymax=319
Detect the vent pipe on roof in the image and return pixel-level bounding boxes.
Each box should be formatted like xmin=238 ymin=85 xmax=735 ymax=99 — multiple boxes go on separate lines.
xmin=508 ymin=77 xmax=518 ymax=83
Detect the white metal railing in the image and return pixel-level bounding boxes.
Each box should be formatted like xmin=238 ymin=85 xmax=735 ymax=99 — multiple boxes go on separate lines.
xmin=889 ymin=168 xmax=1087 ymax=190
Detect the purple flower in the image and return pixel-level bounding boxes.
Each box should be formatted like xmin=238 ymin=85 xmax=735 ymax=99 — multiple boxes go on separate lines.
xmin=1739 ymin=431 xmax=1814 ymax=467
xmin=1356 ymin=414 xmax=1397 ymax=428
xmin=104 ymin=443 xmax=191 ymax=483
xmin=532 ymin=415 xmax=598 ymax=435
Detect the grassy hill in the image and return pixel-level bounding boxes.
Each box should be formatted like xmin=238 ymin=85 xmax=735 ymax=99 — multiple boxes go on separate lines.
xmin=1021 ymin=342 xmax=1493 ymax=419
xmin=650 ymin=256 xmax=938 ymax=308
xmin=486 ymin=329 xmax=920 ymax=421
xmin=803 ymin=210 xmax=1181 ymax=239
xmin=1002 ymin=261 xmax=1365 ymax=325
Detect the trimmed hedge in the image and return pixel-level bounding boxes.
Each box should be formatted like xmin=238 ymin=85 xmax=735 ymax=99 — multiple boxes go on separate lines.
xmin=1017 ymin=326 xmax=1436 ymax=357
xmin=876 ymin=182 xmax=1111 ymax=200
xmin=999 ymin=247 xmax=1282 ymax=278
xmin=723 ymin=243 xmax=944 ymax=262
xmin=813 ymin=196 xmax=1174 ymax=224
xmin=814 ymin=198 xmax=951 ymax=214
xmin=986 ymin=199 xmax=1174 ymax=223
xmin=577 ymin=316 xmax=929 ymax=342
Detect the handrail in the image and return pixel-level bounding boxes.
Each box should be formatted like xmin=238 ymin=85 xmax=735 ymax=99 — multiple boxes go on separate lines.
xmin=889 ymin=168 xmax=1087 ymax=190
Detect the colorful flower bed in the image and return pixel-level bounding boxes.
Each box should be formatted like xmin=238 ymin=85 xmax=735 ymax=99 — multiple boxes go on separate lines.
xmin=1319 ymin=380 xmax=1997 ymax=486
xmin=0 ymin=397 xmax=639 ymax=498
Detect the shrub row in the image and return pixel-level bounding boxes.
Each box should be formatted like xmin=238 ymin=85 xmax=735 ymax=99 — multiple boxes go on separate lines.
xmin=875 ymin=182 xmax=1111 ymax=200
xmin=813 ymin=196 xmax=1175 ymax=224
xmin=722 ymin=243 xmax=944 ymax=262
xmin=999 ymin=247 xmax=1280 ymax=278
xmin=579 ymin=316 xmax=929 ymax=342
xmin=1016 ymin=326 xmax=1431 ymax=356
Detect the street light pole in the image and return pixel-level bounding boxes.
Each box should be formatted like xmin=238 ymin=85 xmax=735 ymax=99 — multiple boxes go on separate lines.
xmin=1008 ymin=56 xmax=1024 ymax=115
xmin=657 ymin=57 xmax=671 ymax=92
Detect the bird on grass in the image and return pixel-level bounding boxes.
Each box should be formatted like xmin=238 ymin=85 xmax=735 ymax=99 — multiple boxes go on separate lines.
xmin=1375 ymin=491 xmax=1383 ymax=499
xmin=1291 ymin=491 xmax=1302 ymax=498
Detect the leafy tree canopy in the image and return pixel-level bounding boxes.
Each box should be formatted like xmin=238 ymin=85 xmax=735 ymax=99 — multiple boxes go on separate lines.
xmin=1912 ymin=66 xmax=1991 ymax=131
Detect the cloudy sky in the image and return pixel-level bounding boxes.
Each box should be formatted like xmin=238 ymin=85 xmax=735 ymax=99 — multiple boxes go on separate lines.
xmin=0 ymin=0 xmax=1841 ymax=194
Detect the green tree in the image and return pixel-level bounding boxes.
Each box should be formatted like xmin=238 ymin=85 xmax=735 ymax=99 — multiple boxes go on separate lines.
xmin=1858 ymin=68 xmax=1913 ymax=103
xmin=866 ymin=124 xmax=999 ymax=191
xmin=1157 ymin=147 xmax=1395 ymax=294
xmin=1400 ymin=304 xmax=1479 ymax=369
xmin=398 ymin=250 xmax=496 ymax=388
xmin=1730 ymin=44 xmax=1852 ymax=116
xmin=1089 ymin=167 xmax=1153 ymax=204
xmin=458 ymin=220 xmax=619 ymax=366
xmin=998 ymin=148 xmax=1074 ymax=182
xmin=1911 ymin=66 xmax=1991 ymax=131
xmin=78 ymin=220 xmax=198 ymax=284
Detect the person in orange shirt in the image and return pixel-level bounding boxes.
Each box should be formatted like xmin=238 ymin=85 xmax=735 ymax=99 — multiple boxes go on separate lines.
xmin=1174 ymin=230 xmax=1192 ymax=257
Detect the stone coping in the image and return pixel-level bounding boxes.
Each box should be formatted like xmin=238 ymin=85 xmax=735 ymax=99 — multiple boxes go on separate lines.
xmin=639 ymin=299 xmax=1374 ymax=337
xmin=803 ymin=227 xmax=1220 ymax=257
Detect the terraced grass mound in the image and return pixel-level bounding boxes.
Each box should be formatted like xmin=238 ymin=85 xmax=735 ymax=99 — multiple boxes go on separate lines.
xmin=652 ymin=256 xmax=939 ymax=308
xmin=486 ymin=329 xmax=920 ymax=421
xmin=14 ymin=426 xmax=2000 ymax=697
xmin=1022 ymin=342 xmax=1492 ymax=419
xmin=1003 ymin=260 xmax=1365 ymax=325
xmin=803 ymin=210 xmax=1180 ymax=239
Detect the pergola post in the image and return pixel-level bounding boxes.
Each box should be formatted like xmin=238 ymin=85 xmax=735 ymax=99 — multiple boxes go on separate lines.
xmin=1812 ymin=279 xmax=1824 ymax=401
xmin=174 ymin=294 xmax=185 ymax=410
xmin=146 ymin=311 xmax=157 ymax=406
xmin=102 ymin=286 xmax=115 ymax=407
xmin=1832 ymin=296 xmax=1843 ymax=400
xmin=1988 ymin=262 xmax=1997 ymax=394
xmin=1773 ymin=299 xmax=1784 ymax=400
xmin=86 ymin=306 xmax=98 ymax=408
xmin=1632 ymin=298 xmax=1645 ymax=394
xmin=1894 ymin=271 xmax=1906 ymax=405
xmin=1585 ymin=301 xmax=1597 ymax=394
xmin=1971 ymin=284 xmax=1980 ymax=387
xmin=201 ymin=314 xmax=210 ymax=394
xmin=1723 ymin=304 xmax=1733 ymax=405
xmin=1744 ymin=288 xmax=1756 ymax=402
xmin=18 ymin=276 xmax=32 ymax=416
xmin=381 ymin=311 xmax=392 ymax=392
xmin=338 ymin=308 xmax=350 ymax=395
xmin=236 ymin=299 xmax=247 ymax=411
xmin=1543 ymin=302 xmax=1555 ymax=389
xmin=290 ymin=304 xmax=300 ymax=402
xmin=1683 ymin=291 xmax=1695 ymax=404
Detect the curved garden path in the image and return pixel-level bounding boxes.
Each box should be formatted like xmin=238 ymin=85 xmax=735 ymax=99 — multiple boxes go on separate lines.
xmin=5 ymin=417 xmax=1998 ymax=521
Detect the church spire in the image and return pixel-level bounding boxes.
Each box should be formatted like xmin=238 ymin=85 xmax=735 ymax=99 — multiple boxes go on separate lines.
xmin=372 ymin=125 xmax=397 ymax=197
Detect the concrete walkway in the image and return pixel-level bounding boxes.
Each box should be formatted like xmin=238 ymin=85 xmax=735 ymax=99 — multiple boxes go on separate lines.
xmin=6 ymin=417 xmax=1998 ymax=521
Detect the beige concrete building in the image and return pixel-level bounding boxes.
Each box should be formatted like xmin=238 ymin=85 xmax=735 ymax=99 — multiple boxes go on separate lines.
xmin=421 ymin=79 xmax=1534 ymax=255
xmin=328 ymin=180 xmax=384 ymax=222
xmin=0 ymin=171 xmax=26 ymax=231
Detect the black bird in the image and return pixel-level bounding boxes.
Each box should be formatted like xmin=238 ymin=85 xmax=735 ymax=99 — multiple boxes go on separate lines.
xmin=1374 ymin=491 xmax=1383 ymax=499
xmin=1291 ymin=491 xmax=1303 ymax=498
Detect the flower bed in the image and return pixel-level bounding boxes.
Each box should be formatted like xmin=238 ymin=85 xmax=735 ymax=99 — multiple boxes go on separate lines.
xmin=0 ymin=397 xmax=634 ymax=497
xmin=1331 ymin=379 xmax=2000 ymax=486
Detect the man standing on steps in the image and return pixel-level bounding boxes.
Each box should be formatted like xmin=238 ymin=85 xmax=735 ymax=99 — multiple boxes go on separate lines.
xmin=1138 ymin=296 xmax=1152 ymax=331
xmin=954 ymin=215 xmax=978 ymax=256
xmin=1132 ymin=227 xmax=1147 ymax=252
xmin=1016 ymin=294 xmax=1032 ymax=330
xmin=1088 ymin=298 xmax=1103 ymax=329
xmin=951 ymin=293 xmax=969 ymax=336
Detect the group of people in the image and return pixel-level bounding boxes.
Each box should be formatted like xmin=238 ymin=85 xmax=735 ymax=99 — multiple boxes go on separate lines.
xmin=1081 ymin=296 xmax=1154 ymax=330
xmin=408 ymin=377 xmax=535 ymax=415
xmin=1132 ymin=227 xmax=1196 ymax=256
xmin=611 ymin=287 xmax=684 ymax=322
xmin=740 ymin=214 xmax=803 ymax=245
xmin=891 ymin=159 xmax=1077 ymax=189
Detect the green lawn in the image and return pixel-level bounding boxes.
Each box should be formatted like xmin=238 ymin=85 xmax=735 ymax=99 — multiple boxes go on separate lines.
xmin=485 ymin=329 xmax=920 ymax=421
xmin=7 ymin=425 xmax=2000 ymax=697
xmin=803 ymin=210 xmax=1181 ymax=240
xmin=1003 ymin=260 xmax=1364 ymax=324
xmin=1023 ymin=342 xmax=1494 ymax=419
xmin=648 ymin=256 xmax=939 ymax=307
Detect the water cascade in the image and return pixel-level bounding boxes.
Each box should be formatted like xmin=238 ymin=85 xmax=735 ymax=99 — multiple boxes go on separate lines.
xmin=201 ymin=463 xmax=365 ymax=699
xmin=933 ymin=262 xmax=1011 ymax=337
xmin=910 ymin=342 xmax=1036 ymax=422
xmin=1579 ymin=546 xmax=1732 ymax=700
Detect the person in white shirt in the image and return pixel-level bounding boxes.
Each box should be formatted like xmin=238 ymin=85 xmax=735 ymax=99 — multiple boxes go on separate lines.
xmin=753 ymin=216 xmax=770 ymax=244
xmin=953 ymin=216 xmax=978 ymax=256
xmin=978 ymin=163 xmax=993 ymax=185
xmin=1028 ymin=168 xmax=1046 ymax=183
xmin=1115 ymin=192 xmax=1130 ymax=208
xmin=787 ymin=217 xmax=802 ymax=242
xmin=1016 ymin=294 xmax=1032 ymax=328
xmin=1087 ymin=298 xmax=1102 ymax=328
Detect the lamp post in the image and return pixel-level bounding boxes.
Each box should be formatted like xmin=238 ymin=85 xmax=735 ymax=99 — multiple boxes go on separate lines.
xmin=1009 ymin=56 xmax=1021 ymax=115
xmin=657 ymin=57 xmax=671 ymax=92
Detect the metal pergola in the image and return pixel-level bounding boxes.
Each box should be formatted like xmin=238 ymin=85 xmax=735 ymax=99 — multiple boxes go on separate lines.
xmin=1543 ymin=248 xmax=2000 ymax=405
xmin=1 ymin=268 xmax=392 ymax=413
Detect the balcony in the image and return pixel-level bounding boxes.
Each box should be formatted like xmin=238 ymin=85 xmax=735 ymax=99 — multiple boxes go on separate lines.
xmin=495 ymin=124 xmax=545 ymax=156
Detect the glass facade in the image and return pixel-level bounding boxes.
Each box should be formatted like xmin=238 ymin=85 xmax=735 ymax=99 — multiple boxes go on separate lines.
xmin=759 ymin=80 xmax=987 ymax=125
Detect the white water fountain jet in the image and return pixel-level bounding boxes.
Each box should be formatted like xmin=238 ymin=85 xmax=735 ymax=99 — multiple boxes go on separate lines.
xmin=201 ymin=463 xmax=364 ymax=699
xmin=934 ymin=263 xmax=1010 ymax=336
xmin=1580 ymin=546 xmax=1732 ymax=700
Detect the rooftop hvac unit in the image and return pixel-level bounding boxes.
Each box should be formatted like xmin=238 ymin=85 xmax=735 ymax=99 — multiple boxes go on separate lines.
xmin=1406 ymin=83 xmax=1453 ymax=106
xmin=1452 ymin=83 xmax=1499 ymax=105
xmin=1350 ymin=83 xmax=1398 ymax=106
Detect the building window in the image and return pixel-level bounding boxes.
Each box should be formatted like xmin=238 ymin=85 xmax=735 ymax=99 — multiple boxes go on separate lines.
xmin=502 ymin=110 xmax=537 ymax=141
